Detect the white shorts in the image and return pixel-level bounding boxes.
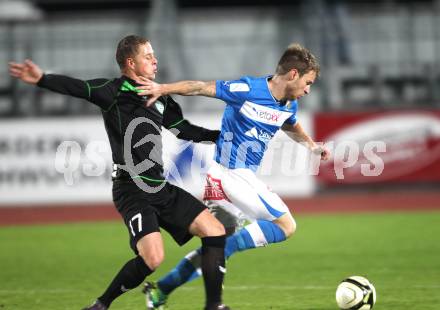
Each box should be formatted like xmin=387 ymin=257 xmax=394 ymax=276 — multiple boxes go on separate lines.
xmin=203 ymin=161 xmax=291 ymax=227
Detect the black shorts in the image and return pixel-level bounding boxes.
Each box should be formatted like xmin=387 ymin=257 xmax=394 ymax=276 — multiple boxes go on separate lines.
xmin=113 ymin=179 xmax=206 ymax=253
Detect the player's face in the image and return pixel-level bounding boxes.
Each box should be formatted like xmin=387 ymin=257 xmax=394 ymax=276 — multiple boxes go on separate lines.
xmin=286 ymin=70 xmax=316 ymax=100
xmin=131 ymin=42 xmax=158 ymax=80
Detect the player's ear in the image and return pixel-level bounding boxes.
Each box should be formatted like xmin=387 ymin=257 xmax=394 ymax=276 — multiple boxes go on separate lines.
xmin=289 ymin=68 xmax=299 ymax=81
xmin=126 ymin=57 xmax=135 ymax=70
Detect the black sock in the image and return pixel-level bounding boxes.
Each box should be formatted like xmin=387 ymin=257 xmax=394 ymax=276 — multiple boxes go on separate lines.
xmin=98 ymin=255 xmax=152 ymax=307
xmin=201 ymin=235 xmax=226 ymax=308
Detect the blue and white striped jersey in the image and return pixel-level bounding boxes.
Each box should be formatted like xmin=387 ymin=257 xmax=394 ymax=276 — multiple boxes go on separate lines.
xmin=214 ymin=75 xmax=298 ymax=172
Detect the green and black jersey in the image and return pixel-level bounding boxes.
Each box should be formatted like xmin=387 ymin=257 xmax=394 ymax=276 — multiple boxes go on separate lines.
xmin=37 ymin=74 xmax=219 ymax=183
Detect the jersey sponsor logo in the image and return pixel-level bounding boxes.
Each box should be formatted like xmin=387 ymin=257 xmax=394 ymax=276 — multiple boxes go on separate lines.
xmin=203 ymin=174 xmax=231 ymax=201
xmin=155 ymin=101 xmax=164 ymax=114
xmin=245 ymin=127 xmax=259 ymax=139
xmin=229 ymin=82 xmax=250 ymax=92
xmin=240 ymin=101 xmax=293 ymax=126
xmin=245 ymin=127 xmax=273 ymax=143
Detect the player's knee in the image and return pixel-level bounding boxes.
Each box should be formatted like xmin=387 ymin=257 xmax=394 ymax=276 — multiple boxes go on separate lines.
xmin=190 ymin=209 xmax=226 ymax=237
xmin=284 ymin=218 xmax=297 ymax=238
xmin=139 ymin=250 xmax=164 ymax=270
xmin=274 ymin=214 xmax=297 ymax=238
xmin=278 ymin=217 xmax=297 ymax=239
xmin=206 ymin=216 xmax=226 ymax=236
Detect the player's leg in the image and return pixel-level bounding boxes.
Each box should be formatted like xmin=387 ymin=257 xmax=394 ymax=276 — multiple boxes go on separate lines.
xmin=147 ymin=210 xmax=293 ymax=308
xmin=154 ymin=184 xmax=228 ymax=310
xmin=93 ymin=233 xmax=162 ymax=308
xmin=223 ymin=216 xmax=294 ymax=257
xmin=83 ymin=182 xmax=161 ymax=310
xmin=146 ymin=215 xmax=293 ymax=309
xmin=144 ymin=248 xmax=202 ymax=308
xmin=168 ymin=164 xmax=296 ymax=270
xmin=151 ymin=204 xmax=239 ymax=303
xmin=189 ymin=209 xmax=229 ymax=310
xmin=145 ymin=164 xmax=293 ymax=308
xmin=221 ymin=165 xmax=297 ymax=251
xmin=273 ymin=212 xmax=297 ymax=238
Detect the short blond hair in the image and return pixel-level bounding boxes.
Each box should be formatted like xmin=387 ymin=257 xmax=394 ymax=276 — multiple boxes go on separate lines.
xmin=116 ymin=35 xmax=149 ymax=69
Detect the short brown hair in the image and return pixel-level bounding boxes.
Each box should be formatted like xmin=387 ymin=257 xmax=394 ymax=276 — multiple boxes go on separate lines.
xmin=115 ymin=35 xmax=149 ymax=69
xmin=276 ymin=43 xmax=320 ymax=77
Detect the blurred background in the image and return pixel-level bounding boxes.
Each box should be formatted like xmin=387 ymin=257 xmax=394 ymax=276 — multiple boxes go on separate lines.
xmin=1 ymin=1 xmax=440 ymax=309
xmin=1 ymin=0 xmax=440 ymax=214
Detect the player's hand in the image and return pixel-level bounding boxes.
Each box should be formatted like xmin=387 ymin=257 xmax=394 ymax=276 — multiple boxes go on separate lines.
xmin=136 ymin=76 xmax=162 ymax=107
xmin=312 ymin=144 xmax=331 ymax=160
xmin=8 ymin=59 xmax=43 ymax=85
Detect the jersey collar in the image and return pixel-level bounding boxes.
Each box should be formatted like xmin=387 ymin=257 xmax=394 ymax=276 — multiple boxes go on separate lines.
xmin=266 ymin=75 xmax=288 ymax=106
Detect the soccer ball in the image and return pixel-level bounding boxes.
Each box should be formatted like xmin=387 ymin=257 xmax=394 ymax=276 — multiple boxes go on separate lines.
xmin=335 ymin=276 xmax=376 ymax=309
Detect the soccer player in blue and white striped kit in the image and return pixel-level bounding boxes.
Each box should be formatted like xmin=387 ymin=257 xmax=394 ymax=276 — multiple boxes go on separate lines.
xmin=137 ymin=43 xmax=330 ymax=309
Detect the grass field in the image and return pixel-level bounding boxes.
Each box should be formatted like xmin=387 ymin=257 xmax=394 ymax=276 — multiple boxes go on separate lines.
xmin=1 ymin=211 xmax=440 ymax=310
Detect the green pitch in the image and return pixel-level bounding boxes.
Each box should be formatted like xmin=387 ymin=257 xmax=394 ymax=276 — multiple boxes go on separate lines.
xmin=1 ymin=211 xmax=439 ymax=309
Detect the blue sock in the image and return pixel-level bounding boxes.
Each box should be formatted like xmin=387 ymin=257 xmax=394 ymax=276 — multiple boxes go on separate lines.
xmin=157 ymin=249 xmax=201 ymax=294
xmin=256 ymin=220 xmax=286 ymax=243
xmin=157 ymin=220 xmax=286 ymax=294
xmin=225 ymin=220 xmax=286 ymax=257
xmin=224 ymin=225 xmax=256 ymax=258
xmin=158 ymin=228 xmax=256 ymax=293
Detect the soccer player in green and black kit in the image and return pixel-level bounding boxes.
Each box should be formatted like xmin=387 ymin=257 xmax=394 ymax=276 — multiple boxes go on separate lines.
xmin=9 ymin=35 xmax=230 ymax=310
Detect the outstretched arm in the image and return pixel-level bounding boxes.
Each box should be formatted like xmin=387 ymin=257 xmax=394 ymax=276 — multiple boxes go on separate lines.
xmin=282 ymin=122 xmax=330 ymax=160
xmin=9 ymin=59 xmax=89 ymax=99
xmin=9 ymin=60 xmax=113 ymax=108
xmin=136 ymin=77 xmax=216 ymax=106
